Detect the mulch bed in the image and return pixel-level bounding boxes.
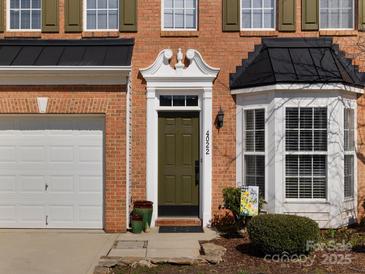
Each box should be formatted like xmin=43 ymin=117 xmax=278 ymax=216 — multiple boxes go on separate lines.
xmin=112 ymin=228 xmax=365 ymax=274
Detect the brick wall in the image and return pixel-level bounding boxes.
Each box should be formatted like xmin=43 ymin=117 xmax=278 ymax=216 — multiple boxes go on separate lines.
xmin=1 ymin=0 xmax=365 ymax=223
xmin=0 ymin=86 xmax=128 ymax=232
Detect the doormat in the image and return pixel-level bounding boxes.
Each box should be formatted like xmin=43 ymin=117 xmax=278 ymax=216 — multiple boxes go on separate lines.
xmin=159 ymin=226 xmax=204 ymax=233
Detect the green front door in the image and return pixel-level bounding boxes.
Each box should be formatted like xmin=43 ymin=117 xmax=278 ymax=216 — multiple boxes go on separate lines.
xmin=158 ymin=112 xmax=200 ymax=217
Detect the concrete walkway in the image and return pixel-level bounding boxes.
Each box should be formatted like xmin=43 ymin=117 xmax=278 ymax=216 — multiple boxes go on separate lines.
xmin=0 ymin=229 xmax=118 ymax=274
xmin=106 ymin=228 xmax=218 ymax=260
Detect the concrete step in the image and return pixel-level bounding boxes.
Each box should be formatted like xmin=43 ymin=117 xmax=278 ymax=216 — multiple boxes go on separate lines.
xmin=155 ymin=218 xmax=202 ymax=227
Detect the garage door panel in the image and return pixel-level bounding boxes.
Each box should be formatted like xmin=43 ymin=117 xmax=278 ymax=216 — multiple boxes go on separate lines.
xmin=0 ymin=116 xmax=104 ymax=229
xmin=49 ymin=146 xmax=75 ymax=163
xmin=0 ymin=176 xmax=16 ymax=192
xmin=48 ymin=176 xmax=75 ymax=193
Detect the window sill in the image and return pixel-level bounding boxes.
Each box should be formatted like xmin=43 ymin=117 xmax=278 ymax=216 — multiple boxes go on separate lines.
xmin=4 ymin=31 xmax=42 ymax=38
xmin=82 ymin=31 xmax=120 ymax=38
xmin=319 ymin=30 xmax=358 ymax=36
xmin=160 ymin=31 xmax=199 ymax=37
xmin=240 ymin=30 xmax=278 ymax=37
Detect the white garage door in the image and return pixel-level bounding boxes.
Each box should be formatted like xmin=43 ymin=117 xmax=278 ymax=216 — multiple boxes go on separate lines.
xmin=0 ymin=116 xmax=104 ymax=229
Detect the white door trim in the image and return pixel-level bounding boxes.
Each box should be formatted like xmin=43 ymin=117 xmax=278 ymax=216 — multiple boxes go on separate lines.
xmin=141 ymin=49 xmax=219 ymax=227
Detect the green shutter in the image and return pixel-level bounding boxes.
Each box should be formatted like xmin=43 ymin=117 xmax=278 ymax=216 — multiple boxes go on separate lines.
xmin=359 ymin=0 xmax=365 ymax=30
xmin=222 ymin=0 xmax=240 ymax=32
xmin=279 ymin=0 xmax=296 ymax=31
xmin=0 ymin=0 xmax=4 ymax=32
xmin=119 ymin=0 xmax=137 ymax=32
xmin=65 ymin=0 xmax=82 ymax=32
xmin=302 ymin=0 xmax=319 ymax=30
xmin=42 ymin=0 xmax=59 ymax=32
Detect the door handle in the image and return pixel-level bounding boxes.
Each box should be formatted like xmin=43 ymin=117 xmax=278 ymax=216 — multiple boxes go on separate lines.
xmin=195 ymin=160 xmax=200 ymax=185
xmin=45 ymin=183 xmax=49 ymax=191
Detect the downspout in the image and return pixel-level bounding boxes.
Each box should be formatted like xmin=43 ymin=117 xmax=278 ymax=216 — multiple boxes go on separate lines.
xmin=126 ymin=72 xmax=132 ymax=229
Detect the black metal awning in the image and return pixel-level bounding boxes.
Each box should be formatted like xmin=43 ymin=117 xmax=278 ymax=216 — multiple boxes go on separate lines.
xmin=0 ymin=39 xmax=134 ymax=66
xmin=230 ymin=38 xmax=365 ymax=90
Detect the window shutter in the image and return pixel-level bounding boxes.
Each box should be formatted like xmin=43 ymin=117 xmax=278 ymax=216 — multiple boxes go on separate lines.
xmin=42 ymin=0 xmax=59 ymax=32
xmin=222 ymin=0 xmax=240 ymax=32
xmin=360 ymin=0 xmax=365 ymax=30
xmin=65 ymin=0 xmax=82 ymax=32
xmin=279 ymin=0 xmax=296 ymax=31
xmin=119 ymin=0 xmax=137 ymax=32
xmin=0 ymin=0 xmax=4 ymax=32
xmin=301 ymin=0 xmax=319 ymax=31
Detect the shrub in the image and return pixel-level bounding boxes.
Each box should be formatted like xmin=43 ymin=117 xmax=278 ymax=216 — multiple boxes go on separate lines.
xmin=247 ymin=214 xmax=320 ymax=255
xmin=210 ymin=212 xmax=238 ymax=233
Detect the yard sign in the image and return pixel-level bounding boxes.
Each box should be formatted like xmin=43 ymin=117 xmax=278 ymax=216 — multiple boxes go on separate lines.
xmin=240 ymin=186 xmax=259 ymax=217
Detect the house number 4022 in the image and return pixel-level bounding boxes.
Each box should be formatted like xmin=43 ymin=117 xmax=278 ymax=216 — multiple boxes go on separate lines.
xmin=205 ymin=130 xmax=210 ymax=155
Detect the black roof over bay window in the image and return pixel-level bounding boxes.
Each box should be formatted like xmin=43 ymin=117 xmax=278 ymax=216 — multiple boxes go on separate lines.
xmin=230 ymin=38 xmax=365 ymax=90
xmin=0 ymin=39 xmax=134 ymax=66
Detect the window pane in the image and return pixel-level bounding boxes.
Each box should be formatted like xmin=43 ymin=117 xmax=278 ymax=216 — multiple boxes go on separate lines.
xmin=245 ymin=131 xmax=255 ymax=151
xmin=314 ymin=130 xmax=327 ymax=151
xmin=300 ymin=108 xmax=313 ymax=129
xmin=245 ymin=110 xmax=254 ymax=130
xmin=10 ymin=0 xmax=20 ymax=9
xmin=264 ymin=9 xmax=274 ymax=28
xmin=22 ymin=0 xmax=31 ymax=9
xmin=186 ymin=96 xmax=198 ymax=106
xmin=98 ymin=0 xmax=107 ymax=9
xmin=175 ymin=0 xmax=184 ymax=9
xmin=87 ymin=0 xmax=96 ymax=9
xmin=97 ymin=10 xmax=107 ymax=29
xmin=165 ymin=0 xmax=173 ymax=9
xmin=341 ymin=9 xmax=352 ymax=28
xmin=299 ymin=155 xmax=312 ymax=177
xmin=173 ymin=96 xmax=185 ymax=106
xmin=314 ymin=108 xmax=327 ymax=129
xmin=320 ymin=10 xmax=329 ymax=29
xmin=286 ymin=178 xmax=299 ymax=198
xmin=10 ymin=10 xmax=20 ymax=29
xmin=255 ymin=109 xmax=265 ymax=129
xmin=32 ymin=10 xmax=41 ymax=29
xmin=313 ymin=156 xmax=326 ymax=176
xmin=313 ymin=178 xmax=326 ymax=198
xmin=286 ymin=108 xmax=299 ymax=129
xmin=255 ymin=130 xmax=265 ymax=151
xmin=286 ymin=155 xmax=298 ymax=176
xmin=344 ymin=155 xmax=354 ymax=198
xmin=286 ymin=130 xmax=299 ymax=151
xmin=175 ymin=10 xmax=184 ymax=28
xmin=160 ymin=96 xmax=172 ymax=106
xmin=242 ymin=10 xmax=251 ymax=28
xmin=300 ymin=130 xmax=313 ymax=151
xmin=109 ymin=0 xmax=118 ymax=9
xmin=20 ymin=10 xmax=31 ymax=29
xmin=32 ymin=0 xmax=40 ymax=9
xmin=264 ymin=0 xmax=274 ymax=8
xmin=164 ymin=9 xmax=174 ymax=28
xmin=186 ymin=9 xmax=196 ymax=28
xmin=253 ymin=0 xmax=262 ymax=8
xmin=87 ymin=10 xmax=97 ymax=29
xmin=242 ymin=0 xmax=251 ymax=9
xmin=186 ymin=0 xmax=196 ymax=9
xmin=109 ymin=10 xmax=118 ymax=29
xmin=252 ymin=10 xmax=262 ymax=28
xmin=299 ymin=178 xmax=312 ymax=198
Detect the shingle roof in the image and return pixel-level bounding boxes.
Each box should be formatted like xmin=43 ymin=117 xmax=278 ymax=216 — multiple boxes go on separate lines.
xmin=0 ymin=39 xmax=134 ymax=66
xmin=230 ymin=37 xmax=365 ymax=90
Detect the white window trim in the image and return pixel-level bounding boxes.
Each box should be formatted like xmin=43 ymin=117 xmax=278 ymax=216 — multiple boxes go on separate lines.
xmin=344 ymin=107 xmax=356 ymax=201
xmin=319 ymin=0 xmax=355 ymax=30
xmin=7 ymin=0 xmax=42 ymax=32
xmin=240 ymin=0 xmax=276 ymax=31
xmin=241 ymin=105 xmax=268 ymax=200
xmin=83 ymin=0 xmax=119 ymax=32
xmin=161 ymin=0 xmax=198 ymax=31
xmin=283 ymin=105 xmax=329 ymax=202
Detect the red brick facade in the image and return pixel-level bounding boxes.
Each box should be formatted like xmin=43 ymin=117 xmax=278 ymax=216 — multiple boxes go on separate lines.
xmin=1 ymin=0 xmax=365 ymax=231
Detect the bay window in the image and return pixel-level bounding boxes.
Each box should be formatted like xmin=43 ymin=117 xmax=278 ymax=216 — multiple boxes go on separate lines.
xmin=241 ymin=0 xmax=275 ymax=30
xmin=244 ymin=109 xmax=265 ymax=197
xmin=344 ymin=108 xmax=355 ymax=199
xmin=320 ymin=0 xmax=354 ymax=29
xmin=285 ymin=107 xmax=328 ymax=199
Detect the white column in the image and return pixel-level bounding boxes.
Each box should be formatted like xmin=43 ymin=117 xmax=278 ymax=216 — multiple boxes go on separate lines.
xmin=201 ymin=88 xmax=213 ymax=226
xmin=146 ymin=87 xmax=158 ymax=227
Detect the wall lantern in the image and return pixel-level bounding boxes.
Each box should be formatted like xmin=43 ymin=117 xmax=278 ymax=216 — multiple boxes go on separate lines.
xmin=216 ymin=107 xmax=225 ymax=129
